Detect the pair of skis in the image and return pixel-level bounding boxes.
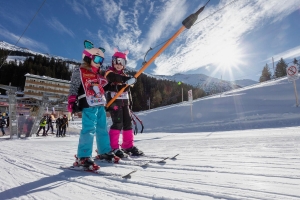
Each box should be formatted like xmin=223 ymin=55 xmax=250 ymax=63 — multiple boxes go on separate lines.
xmin=61 ymin=153 xmax=179 ymax=179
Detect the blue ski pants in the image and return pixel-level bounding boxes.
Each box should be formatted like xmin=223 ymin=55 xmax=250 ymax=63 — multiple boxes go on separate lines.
xmin=77 ymin=106 xmax=111 ymax=158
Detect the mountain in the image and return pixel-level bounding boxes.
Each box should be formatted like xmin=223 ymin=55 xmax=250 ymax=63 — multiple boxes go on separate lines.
xmin=156 ymin=73 xmax=244 ymax=94
xmin=0 ymin=40 xmax=79 ymax=63
xmin=231 ymin=79 xmax=258 ymax=87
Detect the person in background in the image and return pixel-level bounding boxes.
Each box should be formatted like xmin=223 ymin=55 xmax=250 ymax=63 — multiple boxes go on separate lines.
xmin=104 ymin=48 xmax=144 ymax=157
xmin=60 ymin=114 xmax=68 ymax=137
xmin=56 ymin=116 xmax=62 ymax=137
xmin=36 ymin=116 xmax=47 ymax=136
xmin=0 ymin=115 xmax=6 ymax=136
xmin=67 ymin=40 xmax=118 ymax=170
xmin=45 ymin=114 xmax=54 ymax=134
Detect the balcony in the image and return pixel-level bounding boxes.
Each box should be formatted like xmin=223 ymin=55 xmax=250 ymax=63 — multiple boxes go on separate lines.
xmin=25 ymin=80 xmax=70 ymax=89
xmin=24 ymin=86 xmax=68 ymax=95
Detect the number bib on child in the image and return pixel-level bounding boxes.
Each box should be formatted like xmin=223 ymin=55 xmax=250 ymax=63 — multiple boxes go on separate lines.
xmin=80 ymin=68 xmax=108 ymax=106
xmin=110 ymin=91 xmax=129 ymax=99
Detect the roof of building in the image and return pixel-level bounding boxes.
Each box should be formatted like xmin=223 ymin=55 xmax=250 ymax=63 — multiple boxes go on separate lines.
xmin=25 ymin=73 xmax=70 ymax=84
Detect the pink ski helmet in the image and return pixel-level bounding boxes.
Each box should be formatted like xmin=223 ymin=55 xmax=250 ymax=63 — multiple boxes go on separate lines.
xmin=112 ymin=48 xmax=129 ymax=68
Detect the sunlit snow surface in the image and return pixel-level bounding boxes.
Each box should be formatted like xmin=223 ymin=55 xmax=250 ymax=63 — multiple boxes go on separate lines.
xmin=0 ymin=77 xmax=299 ymax=200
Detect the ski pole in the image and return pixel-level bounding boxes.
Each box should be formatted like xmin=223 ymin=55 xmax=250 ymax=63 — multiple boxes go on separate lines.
xmin=106 ymin=4 xmax=207 ymax=108
xmin=131 ymin=115 xmax=138 ymax=135
xmin=131 ymin=111 xmax=144 ymax=133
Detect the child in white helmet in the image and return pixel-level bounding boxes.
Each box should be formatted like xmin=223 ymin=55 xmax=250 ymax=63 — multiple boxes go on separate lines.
xmin=104 ymin=48 xmax=144 ymax=158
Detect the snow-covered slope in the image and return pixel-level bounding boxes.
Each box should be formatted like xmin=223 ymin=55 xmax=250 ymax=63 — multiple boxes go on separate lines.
xmin=0 ymin=76 xmax=299 ymax=199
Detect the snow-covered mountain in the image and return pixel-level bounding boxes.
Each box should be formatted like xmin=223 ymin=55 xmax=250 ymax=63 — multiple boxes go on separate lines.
xmin=231 ymin=79 xmax=258 ymax=87
xmin=0 ymin=40 xmax=79 ymax=63
xmin=156 ymin=73 xmax=244 ymax=94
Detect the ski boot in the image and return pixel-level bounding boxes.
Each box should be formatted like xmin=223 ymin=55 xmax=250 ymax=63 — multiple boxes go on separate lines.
xmin=113 ymin=149 xmax=129 ymax=159
xmin=123 ymin=146 xmax=144 ymax=156
xmin=73 ymin=155 xmax=99 ymax=171
xmin=95 ymin=150 xmax=120 ymax=163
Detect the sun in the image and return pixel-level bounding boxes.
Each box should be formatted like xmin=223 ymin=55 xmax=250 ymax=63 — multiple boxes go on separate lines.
xmin=214 ymin=45 xmax=243 ymax=71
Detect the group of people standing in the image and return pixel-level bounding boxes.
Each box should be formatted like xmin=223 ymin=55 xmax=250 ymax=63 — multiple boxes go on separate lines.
xmin=36 ymin=114 xmax=68 ymax=137
xmin=67 ymin=40 xmax=143 ymax=170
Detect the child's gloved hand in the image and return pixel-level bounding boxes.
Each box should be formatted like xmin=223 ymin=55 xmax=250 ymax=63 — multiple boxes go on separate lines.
xmin=125 ymin=77 xmax=136 ymax=85
xmin=67 ymin=95 xmax=77 ymax=113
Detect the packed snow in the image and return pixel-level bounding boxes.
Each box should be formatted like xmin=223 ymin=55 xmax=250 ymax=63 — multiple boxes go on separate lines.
xmin=0 ymin=77 xmax=300 ymax=200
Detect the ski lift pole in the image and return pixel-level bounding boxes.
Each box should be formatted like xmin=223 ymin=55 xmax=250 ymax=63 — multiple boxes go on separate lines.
xmin=106 ymin=5 xmax=206 ymax=108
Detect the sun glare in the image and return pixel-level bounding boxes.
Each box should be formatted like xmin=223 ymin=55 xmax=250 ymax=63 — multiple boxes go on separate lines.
xmin=215 ymin=45 xmax=243 ymax=71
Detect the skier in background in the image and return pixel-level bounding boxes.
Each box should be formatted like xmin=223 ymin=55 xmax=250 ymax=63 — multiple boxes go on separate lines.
xmin=45 ymin=114 xmax=54 ymax=134
xmin=36 ymin=116 xmax=47 ymax=136
xmin=60 ymin=114 xmax=68 ymax=137
xmin=56 ymin=116 xmax=62 ymax=137
xmin=104 ymin=48 xmax=144 ymax=157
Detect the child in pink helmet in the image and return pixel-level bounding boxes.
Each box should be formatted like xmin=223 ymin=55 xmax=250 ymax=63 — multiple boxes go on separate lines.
xmin=68 ymin=40 xmax=118 ymax=170
xmin=104 ymin=48 xmax=144 ymax=157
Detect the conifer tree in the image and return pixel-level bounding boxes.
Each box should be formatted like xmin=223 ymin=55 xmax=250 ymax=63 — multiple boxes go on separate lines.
xmin=259 ymin=64 xmax=272 ymax=82
xmin=274 ymin=58 xmax=287 ymax=78
xmin=293 ymin=58 xmax=300 ymax=72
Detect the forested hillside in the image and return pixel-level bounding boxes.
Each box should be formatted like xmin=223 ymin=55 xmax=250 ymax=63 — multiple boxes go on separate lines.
xmin=0 ymin=49 xmax=205 ymax=111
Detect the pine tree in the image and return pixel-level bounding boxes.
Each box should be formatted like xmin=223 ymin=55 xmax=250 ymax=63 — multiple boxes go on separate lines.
xmin=274 ymin=58 xmax=287 ymax=78
xmin=293 ymin=58 xmax=300 ymax=72
xmin=259 ymin=64 xmax=272 ymax=82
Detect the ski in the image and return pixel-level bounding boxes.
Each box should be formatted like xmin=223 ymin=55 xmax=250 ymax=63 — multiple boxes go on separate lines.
xmin=130 ymin=153 xmax=179 ymax=161
xmin=94 ymin=157 xmax=150 ymax=167
xmin=124 ymin=156 xmax=170 ymax=164
xmin=60 ymin=165 xmax=137 ymax=179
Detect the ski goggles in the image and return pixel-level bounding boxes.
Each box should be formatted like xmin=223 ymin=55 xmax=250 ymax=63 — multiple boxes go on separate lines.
xmin=93 ymin=55 xmax=104 ymax=64
xmin=83 ymin=50 xmax=104 ymax=65
xmin=112 ymin=57 xmax=127 ymax=66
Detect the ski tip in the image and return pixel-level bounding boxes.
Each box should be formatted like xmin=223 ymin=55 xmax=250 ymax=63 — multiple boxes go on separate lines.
xmin=122 ymin=170 xmax=137 ymax=179
xmin=171 ymin=154 xmax=179 ymax=159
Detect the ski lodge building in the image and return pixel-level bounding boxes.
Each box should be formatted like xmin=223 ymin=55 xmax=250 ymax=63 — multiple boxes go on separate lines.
xmin=24 ymin=73 xmax=70 ymax=100
xmin=0 ymin=74 xmax=70 ymax=114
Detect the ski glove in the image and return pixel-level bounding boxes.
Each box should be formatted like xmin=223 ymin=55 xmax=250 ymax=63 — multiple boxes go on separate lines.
xmin=67 ymin=95 xmax=77 ymax=113
xmin=125 ymin=77 xmax=137 ymax=85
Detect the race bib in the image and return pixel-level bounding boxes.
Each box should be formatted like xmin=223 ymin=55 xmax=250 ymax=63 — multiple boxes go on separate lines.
xmin=80 ymin=68 xmax=107 ymax=106
xmin=110 ymin=91 xmax=129 ymax=99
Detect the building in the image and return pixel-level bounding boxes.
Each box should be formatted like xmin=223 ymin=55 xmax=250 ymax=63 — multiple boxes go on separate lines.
xmin=24 ymin=73 xmax=70 ymax=101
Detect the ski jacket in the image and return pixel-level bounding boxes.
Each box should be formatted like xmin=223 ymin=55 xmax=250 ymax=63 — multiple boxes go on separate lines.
xmin=47 ymin=116 xmax=53 ymax=124
xmin=69 ymin=65 xmax=107 ymax=110
xmin=61 ymin=117 xmax=68 ymax=128
xmin=39 ymin=118 xmax=47 ymax=127
xmin=56 ymin=118 xmax=62 ymax=126
xmin=104 ymin=67 xmax=132 ymax=106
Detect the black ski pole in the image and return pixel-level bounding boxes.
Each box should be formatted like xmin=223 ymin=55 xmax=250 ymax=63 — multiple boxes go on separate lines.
xmin=131 ymin=111 xmax=144 ymax=133
xmin=131 ymin=115 xmax=138 ymax=135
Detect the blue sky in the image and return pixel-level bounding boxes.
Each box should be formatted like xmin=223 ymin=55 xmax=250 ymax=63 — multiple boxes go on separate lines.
xmin=0 ymin=0 xmax=300 ymax=81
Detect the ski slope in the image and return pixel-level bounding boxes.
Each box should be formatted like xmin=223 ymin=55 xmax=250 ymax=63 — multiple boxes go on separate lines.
xmin=0 ymin=77 xmax=300 ymax=200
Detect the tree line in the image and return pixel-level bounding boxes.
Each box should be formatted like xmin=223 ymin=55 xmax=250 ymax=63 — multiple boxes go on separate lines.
xmin=259 ymin=58 xmax=300 ymax=82
xmin=0 ymin=49 xmax=206 ymax=112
